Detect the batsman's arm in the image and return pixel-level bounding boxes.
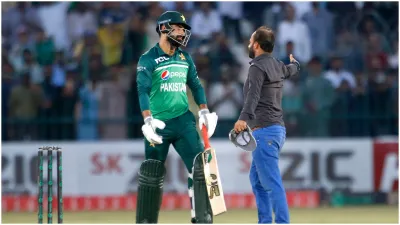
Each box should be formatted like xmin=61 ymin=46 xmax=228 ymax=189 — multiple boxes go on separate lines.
xmin=136 ymin=56 xmax=155 ymax=119
xmin=186 ymin=54 xmax=208 ymax=108
xmin=239 ymin=65 xmax=265 ymax=121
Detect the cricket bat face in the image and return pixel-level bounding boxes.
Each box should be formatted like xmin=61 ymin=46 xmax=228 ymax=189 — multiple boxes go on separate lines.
xmin=201 ymin=125 xmax=227 ymax=216
xmin=202 ymin=148 xmax=227 ymax=215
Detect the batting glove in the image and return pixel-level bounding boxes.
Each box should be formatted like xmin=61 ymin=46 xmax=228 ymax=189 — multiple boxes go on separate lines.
xmin=141 ymin=116 xmax=166 ymax=144
xmin=198 ymin=109 xmax=218 ymax=138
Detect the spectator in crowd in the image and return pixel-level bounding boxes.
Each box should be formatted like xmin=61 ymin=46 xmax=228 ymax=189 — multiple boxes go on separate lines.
xmin=325 ymin=56 xmax=354 ymax=136
xmin=302 ymin=56 xmax=335 ymax=137
xmin=73 ymin=31 xmax=102 ymax=72
xmin=364 ymin=33 xmax=389 ymax=71
xmin=124 ymin=13 xmax=148 ymax=63
xmin=208 ymin=33 xmax=239 ymax=82
xmin=302 ymin=2 xmax=334 ymax=59
xmin=335 ymin=27 xmax=365 ymax=72
xmin=35 ymin=28 xmax=55 ymax=66
xmin=191 ymin=2 xmax=223 ymax=45
xmin=67 ymin=2 xmax=97 ymax=45
xmin=98 ymin=64 xmax=131 ymax=140
xmin=55 ymin=70 xmax=79 ymax=140
xmin=324 ymin=56 xmax=356 ymax=89
xmin=127 ymin=62 xmax=143 ymax=138
xmin=277 ymin=3 xmax=311 ymax=63
xmin=144 ymin=3 xmax=164 ymax=48
xmin=98 ymin=2 xmax=129 ymax=25
xmin=208 ymin=65 xmax=243 ymax=120
xmin=2 ymin=59 xmax=15 ymax=141
xmin=208 ymin=65 xmax=243 ymax=136
xmin=8 ymin=73 xmax=43 ymax=140
xmin=40 ymin=64 xmax=56 ymax=89
xmin=367 ymin=65 xmax=393 ymax=136
xmin=217 ymin=2 xmax=243 ymax=43
xmin=244 ymin=2 xmax=271 ymax=28
xmin=330 ymin=80 xmax=353 ymax=136
xmin=86 ymin=51 xmax=104 ymax=81
xmin=50 ymin=51 xmax=67 ymax=87
xmin=386 ymin=68 xmax=399 ymax=134
xmin=159 ymin=2 xmax=194 ymax=19
xmin=97 ymin=17 xmax=126 ymax=67
xmin=36 ymin=2 xmax=70 ymax=51
xmin=187 ymin=57 xmax=209 ymax=138
xmin=37 ymin=64 xmax=59 ymax=140
xmin=326 ymin=2 xmax=357 ymax=15
xmin=20 ymin=49 xmax=43 ymax=84
xmin=192 ymin=51 xmax=212 ymax=85
xmin=282 ymin=71 xmax=303 ymax=136
xmin=2 ymin=2 xmax=42 ymax=45
xmin=174 ymin=2 xmax=195 ymax=21
xmin=262 ymin=2 xmax=286 ymax=32
xmin=291 ymin=2 xmax=313 ymax=20
xmin=349 ymin=71 xmax=370 ymax=136
xmin=360 ymin=18 xmax=379 ymax=43
xmin=280 ymin=41 xmax=294 ymax=65
xmin=41 ymin=65 xmax=57 ymax=96
xmin=231 ymin=40 xmax=251 ymax=84
xmin=76 ymin=78 xmax=100 ymax=141
xmin=8 ymin=26 xmax=35 ymax=74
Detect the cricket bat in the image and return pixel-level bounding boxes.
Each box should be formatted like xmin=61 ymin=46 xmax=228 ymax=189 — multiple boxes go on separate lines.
xmin=201 ymin=125 xmax=227 ymax=216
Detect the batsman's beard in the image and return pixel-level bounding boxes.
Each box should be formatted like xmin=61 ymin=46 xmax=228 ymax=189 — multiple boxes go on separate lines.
xmin=168 ymin=35 xmax=185 ymax=48
xmin=248 ymin=43 xmax=255 ymax=59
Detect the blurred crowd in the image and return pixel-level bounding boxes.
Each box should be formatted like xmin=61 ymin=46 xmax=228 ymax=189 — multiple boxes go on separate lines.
xmin=1 ymin=2 xmax=398 ymax=141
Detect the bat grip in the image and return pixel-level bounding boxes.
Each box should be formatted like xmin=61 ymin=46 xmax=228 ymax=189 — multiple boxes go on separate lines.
xmin=201 ymin=125 xmax=211 ymax=149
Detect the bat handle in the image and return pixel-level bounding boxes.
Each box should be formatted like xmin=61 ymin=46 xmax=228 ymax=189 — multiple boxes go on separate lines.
xmin=201 ymin=125 xmax=211 ymax=149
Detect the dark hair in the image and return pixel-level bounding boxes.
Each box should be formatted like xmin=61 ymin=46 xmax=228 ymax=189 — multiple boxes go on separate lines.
xmin=253 ymin=26 xmax=275 ymax=53
xmin=310 ymin=56 xmax=322 ymax=64
xmin=23 ymin=49 xmax=32 ymax=55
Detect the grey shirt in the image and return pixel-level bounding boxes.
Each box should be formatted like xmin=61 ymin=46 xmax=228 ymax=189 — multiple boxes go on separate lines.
xmin=239 ymin=53 xmax=300 ymax=129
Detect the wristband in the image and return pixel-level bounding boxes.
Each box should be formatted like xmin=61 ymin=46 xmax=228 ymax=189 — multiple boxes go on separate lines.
xmin=144 ymin=116 xmax=153 ymax=125
xmin=199 ymin=109 xmax=210 ymax=116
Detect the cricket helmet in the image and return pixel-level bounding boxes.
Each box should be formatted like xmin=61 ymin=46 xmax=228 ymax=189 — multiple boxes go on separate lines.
xmin=156 ymin=11 xmax=191 ymax=47
xmin=229 ymin=125 xmax=257 ymax=152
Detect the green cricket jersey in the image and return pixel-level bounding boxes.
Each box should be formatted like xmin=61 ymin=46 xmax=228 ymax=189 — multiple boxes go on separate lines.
xmin=136 ymin=43 xmax=207 ymax=121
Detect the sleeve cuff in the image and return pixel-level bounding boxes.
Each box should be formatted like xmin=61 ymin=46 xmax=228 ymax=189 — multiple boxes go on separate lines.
xmin=292 ymin=61 xmax=301 ymax=71
xmin=239 ymin=112 xmax=251 ymax=121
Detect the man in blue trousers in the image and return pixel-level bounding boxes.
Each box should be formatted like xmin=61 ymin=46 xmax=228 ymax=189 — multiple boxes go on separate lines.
xmin=233 ymin=26 xmax=300 ymax=223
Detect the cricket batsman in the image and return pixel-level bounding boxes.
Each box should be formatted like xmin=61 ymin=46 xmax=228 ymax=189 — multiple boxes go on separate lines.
xmin=135 ymin=11 xmax=218 ymax=223
xmin=233 ymin=26 xmax=300 ymax=223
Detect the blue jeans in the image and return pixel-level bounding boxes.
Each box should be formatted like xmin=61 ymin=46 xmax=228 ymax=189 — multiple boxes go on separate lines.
xmin=249 ymin=125 xmax=289 ymax=224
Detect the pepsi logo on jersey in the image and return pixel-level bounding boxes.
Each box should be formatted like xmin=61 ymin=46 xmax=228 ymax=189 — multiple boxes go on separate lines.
xmin=161 ymin=71 xmax=186 ymax=81
xmin=161 ymin=71 xmax=170 ymax=80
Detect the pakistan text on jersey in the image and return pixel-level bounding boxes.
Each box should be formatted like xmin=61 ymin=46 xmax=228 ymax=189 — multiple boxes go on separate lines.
xmin=160 ymin=83 xmax=187 ymax=92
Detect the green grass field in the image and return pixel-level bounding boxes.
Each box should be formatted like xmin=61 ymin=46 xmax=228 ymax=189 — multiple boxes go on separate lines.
xmin=2 ymin=206 xmax=398 ymax=224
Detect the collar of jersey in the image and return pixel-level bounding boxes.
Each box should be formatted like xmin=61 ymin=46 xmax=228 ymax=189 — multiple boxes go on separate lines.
xmin=249 ymin=52 xmax=273 ymax=65
xmin=156 ymin=43 xmax=183 ymax=56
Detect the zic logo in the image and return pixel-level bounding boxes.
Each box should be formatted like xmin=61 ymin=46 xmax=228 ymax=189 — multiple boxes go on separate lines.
xmin=161 ymin=71 xmax=170 ymax=80
xmin=209 ymin=174 xmax=221 ymax=199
